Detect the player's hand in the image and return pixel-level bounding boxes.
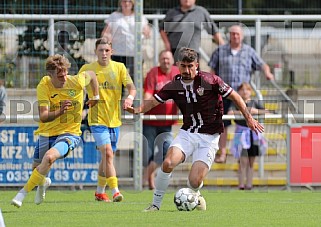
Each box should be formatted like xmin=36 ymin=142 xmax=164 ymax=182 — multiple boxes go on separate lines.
xmin=86 ymin=99 xmax=98 ymax=107
xmin=123 ymin=97 xmax=133 ymax=110
xmin=60 ymin=100 xmax=73 ymax=114
xmin=247 ymin=118 xmax=264 ymax=134
xmin=125 ymin=106 xmax=136 ymax=114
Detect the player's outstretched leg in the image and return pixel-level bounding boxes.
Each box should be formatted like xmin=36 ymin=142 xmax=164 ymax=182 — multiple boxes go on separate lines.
xmin=143 ymin=169 xmax=171 ymax=212
xmin=187 ymin=180 xmax=206 ymax=211
xmin=11 ymin=189 xmax=27 ymax=208
xmin=12 ymin=168 xmax=46 ymax=208
xmin=35 ymin=177 xmax=52 ymax=205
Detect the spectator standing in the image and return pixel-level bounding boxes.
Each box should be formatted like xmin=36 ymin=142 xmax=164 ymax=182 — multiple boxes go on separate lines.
xmin=101 ymin=0 xmax=150 ymax=83
xmin=208 ymin=24 xmax=273 ymax=163
xmin=159 ymin=0 xmax=224 ymax=62
xmin=228 ymin=82 xmax=268 ymax=190
xmin=143 ymin=50 xmax=180 ymax=190
xmin=126 ymin=47 xmax=264 ymax=211
xmin=79 ymin=38 xmax=136 ymax=203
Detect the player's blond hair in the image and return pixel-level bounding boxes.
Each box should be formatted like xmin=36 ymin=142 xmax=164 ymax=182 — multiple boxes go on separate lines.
xmin=45 ymin=54 xmax=71 ymax=76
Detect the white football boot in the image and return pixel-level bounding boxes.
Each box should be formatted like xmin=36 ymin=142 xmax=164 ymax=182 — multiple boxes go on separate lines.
xmin=11 ymin=191 xmax=27 ymax=208
xmin=143 ymin=204 xmax=159 ymax=212
xmin=196 ymin=191 xmax=207 ymax=211
xmin=35 ymin=177 xmax=51 ymax=205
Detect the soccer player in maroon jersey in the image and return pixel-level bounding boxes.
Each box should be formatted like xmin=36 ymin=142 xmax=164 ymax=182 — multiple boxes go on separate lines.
xmin=126 ymin=47 xmax=264 ymax=211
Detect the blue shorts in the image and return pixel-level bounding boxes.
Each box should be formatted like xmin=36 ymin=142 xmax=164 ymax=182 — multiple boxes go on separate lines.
xmin=143 ymin=125 xmax=173 ymax=167
xmin=90 ymin=125 xmax=120 ymax=152
xmin=33 ymin=134 xmax=81 ymax=164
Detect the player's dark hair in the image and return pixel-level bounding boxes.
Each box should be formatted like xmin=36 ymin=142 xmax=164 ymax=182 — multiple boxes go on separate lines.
xmin=177 ymin=47 xmax=199 ymax=63
xmin=95 ymin=38 xmax=112 ymax=49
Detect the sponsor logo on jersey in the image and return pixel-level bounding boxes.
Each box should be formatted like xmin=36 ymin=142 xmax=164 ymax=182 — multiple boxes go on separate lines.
xmin=68 ymin=89 xmax=76 ymax=97
xmin=196 ymin=86 xmax=204 ymax=96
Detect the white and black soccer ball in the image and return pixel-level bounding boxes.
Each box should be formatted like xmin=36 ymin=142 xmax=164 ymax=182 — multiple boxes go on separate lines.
xmin=174 ymin=188 xmax=199 ymax=211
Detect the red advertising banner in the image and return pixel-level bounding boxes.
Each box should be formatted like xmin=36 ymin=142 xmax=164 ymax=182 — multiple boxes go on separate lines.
xmin=289 ymin=125 xmax=321 ymax=185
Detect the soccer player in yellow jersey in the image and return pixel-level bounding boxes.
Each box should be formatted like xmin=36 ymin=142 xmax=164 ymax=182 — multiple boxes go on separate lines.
xmin=79 ymin=38 xmax=136 ymax=202
xmin=11 ymin=54 xmax=99 ymax=208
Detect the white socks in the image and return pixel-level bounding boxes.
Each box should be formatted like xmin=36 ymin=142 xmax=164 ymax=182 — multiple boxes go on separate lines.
xmin=96 ymin=186 xmax=105 ymax=194
xmin=111 ymin=187 xmax=119 ymax=195
xmin=187 ymin=180 xmax=203 ymax=194
xmin=152 ymin=169 xmax=171 ymax=209
xmin=19 ymin=188 xmax=28 ymax=195
xmin=15 ymin=188 xmax=27 ymax=201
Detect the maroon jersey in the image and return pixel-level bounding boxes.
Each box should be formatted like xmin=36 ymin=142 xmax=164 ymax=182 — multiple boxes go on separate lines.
xmin=154 ymin=71 xmax=233 ymax=134
xmin=143 ymin=66 xmax=180 ymax=126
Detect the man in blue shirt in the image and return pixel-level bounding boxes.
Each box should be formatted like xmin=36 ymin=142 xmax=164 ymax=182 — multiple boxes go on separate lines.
xmin=208 ymin=25 xmax=274 ymax=163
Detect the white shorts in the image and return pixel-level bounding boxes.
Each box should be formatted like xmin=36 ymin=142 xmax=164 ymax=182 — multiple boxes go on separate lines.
xmin=170 ymin=129 xmax=220 ymax=168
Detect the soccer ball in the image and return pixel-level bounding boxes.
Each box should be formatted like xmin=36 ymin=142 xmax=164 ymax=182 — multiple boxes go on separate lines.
xmin=174 ymin=188 xmax=199 ymax=211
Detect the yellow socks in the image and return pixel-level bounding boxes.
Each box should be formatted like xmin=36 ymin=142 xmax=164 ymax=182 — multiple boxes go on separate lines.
xmin=106 ymin=176 xmax=118 ymax=189
xmin=23 ymin=168 xmax=45 ymax=192
xmin=106 ymin=176 xmax=120 ymax=195
xmin=96 ymin=175 xmax=107 ymax=194
xmin=97 ymin=176 xmax=119 ymax=195
xmin=98 ymin=175 xmax=107 ymax=188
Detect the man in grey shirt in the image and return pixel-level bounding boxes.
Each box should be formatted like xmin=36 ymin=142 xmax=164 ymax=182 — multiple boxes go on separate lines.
xmin=159 ymin=0 xmax=224 ymax=62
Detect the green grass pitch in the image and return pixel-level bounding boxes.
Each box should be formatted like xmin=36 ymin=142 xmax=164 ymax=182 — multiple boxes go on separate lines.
xmin=1 ymin=189 xmax=321 ymax=226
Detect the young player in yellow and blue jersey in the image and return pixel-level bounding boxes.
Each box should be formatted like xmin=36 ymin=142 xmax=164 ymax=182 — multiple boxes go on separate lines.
xmin=79 ymin=38 xmax=136 ymax=202
xmin=11 ymin=54 xmax=99 ymax=208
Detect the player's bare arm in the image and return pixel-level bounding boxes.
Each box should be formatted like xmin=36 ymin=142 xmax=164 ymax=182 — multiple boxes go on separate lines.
xmin=126 ymin=96 xmax=160 ymax=114
xmin=38 ymin=100 xmax=72 ymax=123
xmin=227 ymin=106 xmax=270 ymax=115
xmin=123 ymin=83 xmax=137 ymax=110
xmin=83 ymin=71 xmax=99 ymax=107
xmin=227 ymin=90 xmax=264 ymax=134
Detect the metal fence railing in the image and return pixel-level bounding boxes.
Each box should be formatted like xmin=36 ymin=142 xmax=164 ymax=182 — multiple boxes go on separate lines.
xmin=2 ymin=14 xmax=321 ymax=88
xmin=1 ymin=14 xmax=321 ymax=189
